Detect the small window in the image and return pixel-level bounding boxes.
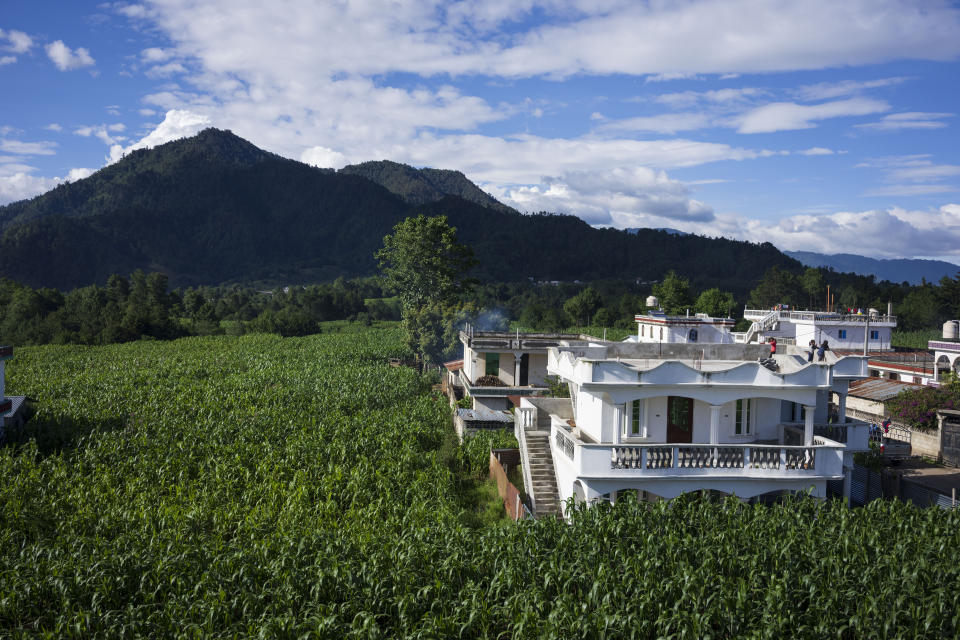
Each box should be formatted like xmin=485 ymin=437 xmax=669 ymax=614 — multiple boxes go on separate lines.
xmin=659 ymin=327 xmax=663 ymax=340
xmin=688 ymin=328 xmax=698 ymax=342
xmin=641 ymin=325 xmax=645 ymax=337
xmin=484 ymin=353 xmax=500 ymax=376
xmin=838 ymin=329 xmax=847 ymax=339
xmin=735 ymin=399 xmax=752 ymax=435
xmin=870 ymin=330 xmax=879 ymax=340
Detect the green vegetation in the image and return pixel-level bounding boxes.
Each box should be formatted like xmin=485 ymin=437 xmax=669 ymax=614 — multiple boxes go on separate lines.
xmin=885 ymin=376 xmax=960 ymax=431
xmin=892 ymin=330 xmax=942 ymax=349
xmin=1 ymin=328 xmax=959 ymax=637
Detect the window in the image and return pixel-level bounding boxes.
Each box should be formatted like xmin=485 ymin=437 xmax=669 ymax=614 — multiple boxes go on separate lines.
xmin=688 ymin=328 xmax=698 ymax=342
xmin=838 ymin=329 xmax=847 ymax=339
xmin=484 ymin=353 xmax=500 ymax=376
xmin=735 ymin=398 xmax=752 ymax=435
xmin=641 ymin=325 xmax=645 ymax=337
xmin=623 ymin=400 xmax=644 ymax=437
xmin=870 ymin=330 xmax=879 ymax=340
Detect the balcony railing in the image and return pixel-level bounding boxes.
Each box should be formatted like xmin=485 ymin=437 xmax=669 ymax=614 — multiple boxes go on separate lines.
xmin=552 ymin=424 xmax=844 ymax=479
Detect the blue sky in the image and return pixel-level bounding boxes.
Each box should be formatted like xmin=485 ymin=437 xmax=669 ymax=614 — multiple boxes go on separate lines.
xmin=2 ymin=0 xmax=960 ymax=263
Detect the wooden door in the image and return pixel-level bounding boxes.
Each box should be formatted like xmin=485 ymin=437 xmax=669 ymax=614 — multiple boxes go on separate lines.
xmin=667 ymin=396 xmax=694 ymax=443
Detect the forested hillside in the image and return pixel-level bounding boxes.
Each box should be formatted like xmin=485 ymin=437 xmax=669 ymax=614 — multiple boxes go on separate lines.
xmin=0 ymin=129 xmax=799 ymax=295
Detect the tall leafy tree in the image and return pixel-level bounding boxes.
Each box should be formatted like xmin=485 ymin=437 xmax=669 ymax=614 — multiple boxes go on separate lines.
xmin=376 ymin=215 xmax=477 ymax=364
xmin=800 ymin=267 xmax=824 ymax=310
xmin=694 ymin=288 xmax=736 ymax=318
xmin=652 ymin=271 xmax=693 ymax=314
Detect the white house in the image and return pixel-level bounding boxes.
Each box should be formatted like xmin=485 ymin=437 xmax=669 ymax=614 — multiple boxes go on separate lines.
xmin=741 ymin=308 xmax=896 ymax=352
xmin=515 ymin=339 xmax=871 ymax=515
xmin=454 ymin=328 xmax=582 ymax=411
xmin=930 ymin=320 xmax=960 ymax=383
xmin=631 ymin=311 xmax=735 ymax=344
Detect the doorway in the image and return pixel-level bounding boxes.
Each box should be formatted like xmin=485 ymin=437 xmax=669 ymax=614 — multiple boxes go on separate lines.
xmin=667 ymin=396 xmax=694 ymax=443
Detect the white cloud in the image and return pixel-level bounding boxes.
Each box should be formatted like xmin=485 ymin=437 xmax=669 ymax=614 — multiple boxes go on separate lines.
xmin=138 ymin=108 xmax=157 ymax=116
xmin=75 ymin=124 xmax=127 ymax=146
xmin=887 ymin=164 xmax=960 ymax=182
xmin=141 ymin=47 xmax=172 ymax=62
xmin=856 ymin=112 xmax=953 ymax=131
xmin=735 ymin=98 xmax=889 ymax=133
xmin=800 ymin=147 xmax=835 ymax=156
xmin=300 ymin=146 xmax=348 ymax=169
xmin=597 ymin=113 xmax=712 ymax=134
xmin=45 ymin=40 xmax=96 ymax=71
xmin=795 ymin=77 xmax=907 ymax=101
xmin=145 ymin=62 xmax=187 ymax=78
xmin=0 ymin=139 xmax=57 ymax=155
xmin=66 ymin=167 xmax=95 ymax=181
xmin=108 ymin=109 xmax=211 ymax=162
xmin=0 ymin=173 xmax=60 ymax=205
xmin=0 ymin=29 xmax=33 ymax=54
xmin=722 ymin=205 xmax=960 ymax=261
xmin=491 ymin=166 xmax=714 ymax=227
xmin=44 ymin=123 xmax=63 ymax=132
xmin=0 ymin=56 xmax=14 ymax=66
xmin=133 ymin=0 xmax=960 ymax=81
xmin=655 ymin=87 xmax=766 ymax=108
xmin=865 ymin=184 xmax=957 ymax=197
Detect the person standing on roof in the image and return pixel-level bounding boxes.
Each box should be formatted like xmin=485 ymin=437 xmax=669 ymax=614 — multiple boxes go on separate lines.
xmin=817 ymin=340 xmax=829 ymax=362
xmin=768 ymin=337 xmax=777 ymax=355
xmin=807 ymin=339 xmax=816 ymax=362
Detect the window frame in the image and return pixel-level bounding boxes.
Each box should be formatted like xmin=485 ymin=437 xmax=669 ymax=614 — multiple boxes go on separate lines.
xmin=734 ymin=398 xmax=753 ymax=436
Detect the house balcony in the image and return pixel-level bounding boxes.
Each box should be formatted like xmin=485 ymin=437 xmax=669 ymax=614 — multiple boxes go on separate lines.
xmin=550 ymin=419 xmax=845 ymax=503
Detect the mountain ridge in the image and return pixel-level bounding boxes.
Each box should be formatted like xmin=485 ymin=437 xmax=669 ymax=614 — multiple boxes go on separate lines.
xmin=0 ymin=128 xmax=801 ymax=293
xmin=785 ymin=250 xmax=960 ymax=285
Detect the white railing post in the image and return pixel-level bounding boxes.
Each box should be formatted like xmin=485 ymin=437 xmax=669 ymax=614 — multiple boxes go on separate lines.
xmin=640 ymin=447 xmax=648 ymax=470
xmin=672 ymin=446 xmax=678 ymax=469
xmin=780 ymin=448 xmax=787 ymax=472
xmin=743 ymin=447 xmax=750 ymax=468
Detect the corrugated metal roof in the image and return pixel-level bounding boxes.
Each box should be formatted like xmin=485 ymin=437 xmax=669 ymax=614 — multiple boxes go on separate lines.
xmin=848 ymin=377 xmax=923 ymax=402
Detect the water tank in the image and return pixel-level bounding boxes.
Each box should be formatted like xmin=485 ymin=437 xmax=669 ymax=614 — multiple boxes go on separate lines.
xmin=868 ymin=308 xmax=879 ymax=317
xmin=646 ymin=295 xmax=659 ymax=309
xmin=944 ymin=320 xmax=960 ymax=340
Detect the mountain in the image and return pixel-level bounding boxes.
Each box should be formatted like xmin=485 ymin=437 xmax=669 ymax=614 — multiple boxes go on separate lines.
xmin=626 ymin=227 xmax=690 ymax=236
xmin=339 ymin=160 xmax=515 ymax=213
xmin=0 ymin=128 xmax=800 ymax=292
xmin=785 ymin=251 xmax=960 ymax=285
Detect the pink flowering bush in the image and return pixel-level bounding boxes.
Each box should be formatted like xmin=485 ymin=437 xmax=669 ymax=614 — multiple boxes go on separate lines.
xmin=885 ymin=376 xmax=959 ymax=432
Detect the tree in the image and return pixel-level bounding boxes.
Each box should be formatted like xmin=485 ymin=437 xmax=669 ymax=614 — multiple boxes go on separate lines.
xmin=748 ymin=266 xmax=801 ymax=308
xmin=563 ymin=287 xmax=603 ymax=326
xmin=652 ymin=271 xmax=693 ymax=314
xmin=800 ymin=268 xmax=824 ymax=310
xmin=694 ymin=288 xmax=736 ymax=318
xmin=376 ymin=215 xmax=477 ymax=364
xmin=375 ymin=215 xmax=477 ymax=313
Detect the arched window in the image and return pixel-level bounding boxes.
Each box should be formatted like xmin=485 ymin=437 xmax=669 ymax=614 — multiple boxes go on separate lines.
xmin=689 ymin=328 xmax=698 ymax=342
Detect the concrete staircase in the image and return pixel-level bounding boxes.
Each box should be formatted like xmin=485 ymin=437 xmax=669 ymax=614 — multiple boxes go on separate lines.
xmin=524 ymin=431 xmax=561 ymax=517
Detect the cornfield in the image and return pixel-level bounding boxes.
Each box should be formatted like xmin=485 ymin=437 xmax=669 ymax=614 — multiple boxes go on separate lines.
xmin=1 ymin=329 xmax=958 ymax=638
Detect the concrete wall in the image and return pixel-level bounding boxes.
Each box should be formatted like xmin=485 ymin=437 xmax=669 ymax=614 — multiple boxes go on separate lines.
xmin=911 ymin=426 xmax=941 ymax=459
xmin=498 ymin=353 xmax=516 ymax=386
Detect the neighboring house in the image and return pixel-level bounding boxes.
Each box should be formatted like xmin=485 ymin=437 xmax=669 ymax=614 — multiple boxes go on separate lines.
xmin=0 ymin=346 xmax=28 ymax=439
xmin=930 ymin=320 xmax=960 ymax=383
xmin=741 ymin=308 xmax=896 ymax=351
xmin=630 ymin=311 xmax=735 ymax=344
xmin=454 ymin=329 xmax=582 ymax=411
xmin=515 ymin=338 xmax=871 ymax=516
